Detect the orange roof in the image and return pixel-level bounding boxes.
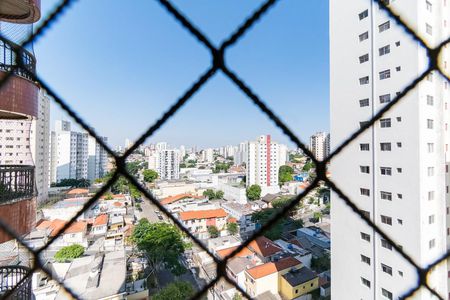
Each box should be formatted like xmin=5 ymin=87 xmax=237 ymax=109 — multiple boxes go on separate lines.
xmin=93 ymin=214 xmax=108 ymax=226
xmin=246 ymin=257 xmax=301 ymax=279
xmin=179 ymin=208 xmax=227 ymax=221
xmin=227 ymin=217 xmax=237 ymax=223
xmin=248 ymin=236 xmax=282 ymax=258
xmin=67 ymin=188 xmax=89 ymax=195
xmin=113 ymin=201 xmax=123 ymax=207
xmin=216 ymin=246 xmax=253 ymax=259
xmin=37 ymin=219 xmax=87 ymax=236
xmin=161 ymin=193 xmax=203 ymax=205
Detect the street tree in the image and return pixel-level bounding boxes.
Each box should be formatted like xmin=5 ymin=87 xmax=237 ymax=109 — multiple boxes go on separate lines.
xmin=143 ymin=169 xmax=158 ymax=183
xmin=246 ymin=184 xmax=261 ymax=201
xmin=278 ymin=165 xmax=294 ymax=185
xmin=227 ymin=222 xmax=238 ymax=235
xmin=152 ymin=281 xmax=194 ymax=300
xmin=207 ymin=225 xmax=220 ymax=238
xmin=131 ymin=219 xmax=187 ymax=278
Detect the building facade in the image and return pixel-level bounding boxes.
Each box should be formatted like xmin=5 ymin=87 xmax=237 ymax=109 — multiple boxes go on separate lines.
xmin=330 ymin=0 xmax=449 ymax=299
xmin=247 ymin=135 xmax=282 ymax=196
xmin=309 ymin=132 xmax=330 ymax=161
xmin=87 ymin=135 xmax=108 ymax=181
xmin=158 ymin=149 xmax=180 ymax=180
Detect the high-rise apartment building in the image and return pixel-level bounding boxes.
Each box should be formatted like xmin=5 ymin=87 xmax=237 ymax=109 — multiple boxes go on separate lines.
xmin=309 ymin=132 xmax=330 ymax=161
xmin=247 ymin=135 xmax=282 ymax=196
xmin=50 ymin=120 xmax=107 ymax=183
xmin=158 ymin=149 xmax=180 ymax=180
xmin=330 ymin=0 xmax=449 ymax=299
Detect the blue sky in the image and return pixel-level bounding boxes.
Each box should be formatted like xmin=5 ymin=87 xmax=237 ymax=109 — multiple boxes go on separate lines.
xmin=35 ymin=0 xmax=329 ymax=149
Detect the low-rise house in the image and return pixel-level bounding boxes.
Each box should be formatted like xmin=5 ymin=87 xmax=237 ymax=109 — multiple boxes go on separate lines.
xmin=274 ymin=239 xmax=312 ymax=268
xmin=247 ymin=236 xmax=283 ymax=263
xmin=91 ymin=214 xmax=108 ymax=236
xmin=179 ymin=208 xmax=228 ymax=239
xmin=221 ymin=202 xmax=256 ymax=239
xmin=251 ymin=200 xmax=268 ymax=211
xmin=36 ymin=219 xmax=88 ymax=248
xmin=207 ymin=236 xmax=241 ymax=253
xmin=41 ymin=198 xmax=93 ymax=221
xmin=279 ymin=266 xmax=319 ymax=300
xmin=109 ymin=215 xmax=125 ymax=231
xmin=152 ymin=180 xmax=197 ymax=198
xmin=296 ymin=227 xmax=330 ymax=250
xmin=244 ymin=257 xmax=302 ymax=298
xmin=160 ymin=193 xmax=203 ymax=206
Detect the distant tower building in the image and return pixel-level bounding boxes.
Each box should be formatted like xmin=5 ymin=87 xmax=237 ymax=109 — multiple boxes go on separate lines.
xmin=87 ymin=135 xmax=108 ymax=181
xmin=124 ymin=138 xmax=132 ymax=150
xmin=179 ymin=145 xmax=186 ymax=160
xmin=246 ymin=135 xmax=281 ymax=196
xmin=205 ymin=148 xmax=214 ymax=163
xmin=158 ymin=149 xmax=180 ymax=180
xmin=156 ymin=142 xmax=168 ymax=151
xmin=309 ymin=132 xmax=330 ymax=161
xmin=234 ymin=142 xmax=249 ymax=166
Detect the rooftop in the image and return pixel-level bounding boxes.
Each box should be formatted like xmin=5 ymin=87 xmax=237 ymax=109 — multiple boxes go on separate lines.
xmin=161 ymin=193 xmax=203 ymax=205
xmin=282 ymin=266 xmax=317 ymax=286
xmin=93 ymin=214 xmax=108 ymax=226
xmin=49 ymin=197 xmax=89 ymax=209
xmin=216 ymin=246 xmax=253 ymax=259
xmin=246 ymin=256 xmax=301 ymax=279
xmin=36 ymin=219 xmax=87 ymax=236
xmin=179 ymin=208 xmax=227 ymax=221
xmin=248 ymin=236 xmax=283 ymax=258
xmin=66 ymin=188 xmax=89 ymax=195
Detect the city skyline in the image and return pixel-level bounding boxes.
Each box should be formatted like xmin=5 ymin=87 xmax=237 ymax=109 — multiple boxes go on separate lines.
xmin=36 ymin=0 xmax=329 ymax=148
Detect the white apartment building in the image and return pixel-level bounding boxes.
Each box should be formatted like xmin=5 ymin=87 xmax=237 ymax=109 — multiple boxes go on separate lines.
xmin=0 ymin=89 xmax=50 ymax=203
xmin=309 ymin=132 xmax=330 ymax=161
xmin=158 ymin=149 xmax=180 ymax=180
xmin=331 ymin=0 xmax=449 ymax=299
xmin=87 ymin=135 xmax=108 ymax=181
xmin=234 ymin=141 xmax=249 ymax=166
xmin=246 ymin=135 xmax=281 ymax=196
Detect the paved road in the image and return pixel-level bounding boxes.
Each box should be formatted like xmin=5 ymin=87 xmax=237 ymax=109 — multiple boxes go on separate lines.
xmin=135 ymin=197 xmax=167 ymax=223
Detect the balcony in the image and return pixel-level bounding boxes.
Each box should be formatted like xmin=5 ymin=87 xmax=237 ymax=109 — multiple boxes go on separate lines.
xmin=0 ymin=165 xmax=35 ymax=203
xmin=0 ymin=37 xmax=38 ymax=119
xmin=0 ymin=266 xmax=32 ymax=299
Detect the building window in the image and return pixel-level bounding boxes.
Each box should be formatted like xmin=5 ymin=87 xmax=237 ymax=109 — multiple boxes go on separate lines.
xmin=360 ymin=143 xmax=370 ymax=151
xmin=360 ymin=210 xmax=370 ymax=218
xmin=360 ymin=188 xmax=370 ymax=196
xmin=380 ymin=167 xmax=392 ymax=176
xmin=359 ymin=31 xmax=369 ymax=42
xmin=361 ymin=255 xmax=371 ymax=265
xmin=381 ymin=239 xmax=393 ymax=250
xmin=360 ymin=166 xmax=370 ymax=173
xmin=426 ymin=23 xmax=433 ymax=35
xmin=379 ymin=94 xmax=391 ymax=103
xmin=359 ymin=9 xmax=369 ymax=20
xmin=361 ymin=277 xmax=371 ymax=288
xmin=427 ymin=167 xmax=434 ymax=176
xmin=360 ymin=76 xmax=370 ymax=85
xmin=379 ymin=21 xmax=390 ymax=32
xmin=380 ymin=118 xmax=391 ymax=128
xmin=427 ymin=143 xmax=434 ymax=153
xmin=396 ymin=66 xmax=401 ymax=71
xmin=426 ymin=0 xmax=432 ymax=11
xmin=379 ymin=69 xmax=391 ymax=80
xmin=397 ymin=142 xmax=402 ymax=148
xmin=382 ymin=288 xmax=393 ymax=300
xmin=395 ymin=41 xmax=401 ymax=47
xmin=360 ymin=121 xmax=370 ymax=128
xmin=360 ymin=98 xmax=370 ymax=107
xmin=359 ymin=54 xmax=369 ymax=63
xmin=381 ymin=215 xmax=392 ymax=225
xmin=381 ymin=264 xmax=393 ymax=275
xmin=361 ymin=232 xmax=371 ymax=242
xmin=379 ymin=45 xmax=390 ymax=56
xmin=380 ymin=191 xmax=392 ymax=201
xmin=427 ymin=95 xmax=434 ymax=105
xmin=397 ymin=167 xmax=402 ymax=173
xmin=380 ymin=143 xmax=391 ymax=151
xmin=427 ymin=119 xmax=434 ymax=129
xmin=429 ymin=215 xmax=435 ymax=224
xmin=428 ymin=191 xmax=435 ymax=200
xmin=429 ymin=239 xmax=436 ymax=249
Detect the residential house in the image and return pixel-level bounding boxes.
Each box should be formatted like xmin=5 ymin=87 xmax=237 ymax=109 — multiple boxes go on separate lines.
xmin=279 ymin=266 xmax=319 ymax=300
xmin=91 ymin=214 xmax=108 ymax=236
xmin=274 ymin=239 xmax=312 ymax=268
xmin=221 ymin=202 xmax=256 ymax=239
xmin=247 ymin=236 xmax=283 ymax=263
xmin=36 ymin=219 xmax=88 ymax=248
xmin=179 ymin=208 xmax=228 ymax=239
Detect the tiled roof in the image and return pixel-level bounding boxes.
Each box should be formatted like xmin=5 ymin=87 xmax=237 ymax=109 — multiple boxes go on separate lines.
xmin=113 ymin=201 xmax=123 ymax=207
xmin=37 ymin=219 xmax=87 ymax=236
xmin=216 ymin=246 xmax=253 ymax=259
xmin=66 ymin=188 xmax=89 ymax=195
xmin=246 ymin=257 xmax=301 ymax=279
xmin=179 ymin=208 xmax=227 ymax=221
xmin=227 ymin=217 xmax=237 ymax=223
xmin=161 ymin=193 xmax=203 ymax=205
xmin=93 ymin=214 xmax=108 ymax=226
xmin=248 ymin=236 xmax=283 ymax=258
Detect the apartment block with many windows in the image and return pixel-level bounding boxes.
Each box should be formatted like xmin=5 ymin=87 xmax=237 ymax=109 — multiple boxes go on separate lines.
xmin=330 ymin=0 xmax=449 ymax=299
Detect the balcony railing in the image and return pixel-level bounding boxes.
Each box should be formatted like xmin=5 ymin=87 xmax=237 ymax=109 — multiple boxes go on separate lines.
xmin=0 ymin=37 xmax=36 ymax=81
xmin=0 ymin=165 xmax=35 ymax=203
xmin=0 ymin=266 xmax=32 ymax=299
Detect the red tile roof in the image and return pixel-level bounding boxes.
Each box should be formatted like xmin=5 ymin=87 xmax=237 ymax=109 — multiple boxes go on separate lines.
xmin=216 ymin=246 xmax=253 ymax=259
xmin=179 ymin=208 xmax=227 ymax=221
xmin=93 ymin=214 xmax=108 ymax=226
xmin=248 ymin=236 xmax=283 ymax=258
xmin=37 ymin=219 xmax=87 ymax=236
xmin=227 ymin=217 xmax=237 ymax=223
xmin=66 ymin=188 xmax=89 ymax=195
xmin=113 ymin=201 xmax=123 ymax=207
xmin=246 ymin=257 xmax=301 ymax=279
xmin=161 ymin=193 xmax=203 ymax=205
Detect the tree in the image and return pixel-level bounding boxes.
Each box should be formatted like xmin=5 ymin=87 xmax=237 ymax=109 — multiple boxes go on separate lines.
xmin=143 ymin=169 xmax=158 ymax=183
xmin=54 ymin=244 xmax=84 ymax=262
xmin=152 ymin=281 xmax=194 ymax=300
xmin=303 ymin=161 xmax=314 ymax=172
xmin=207 ymin=225 xmax=220 ymax=238
xmin=279 ymin=165 xmax=294 ymax=185
xmin=227 ymin=222 xmax=238 ymax=235
xmin=311 ymin=253 xmax=330 ymax=272
xmin=246 ymin=184 xmax=261 ymax=201
xmin=126 ymin=161 xmax=143 ymax=176
xmin=216 ymin=190 xmax=224 ymax=199
xmin=251 ymin=209 xmax=285 ymax=240
xmin=232 ymin=293 xmax=243 ymax=300
xmin=313 ymin=211 xmax=323 ymax=223
xmin=131 ymin=219 xmax=187 ymax=277
xmin=203 ymin=189 xmax=216 ymax=200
